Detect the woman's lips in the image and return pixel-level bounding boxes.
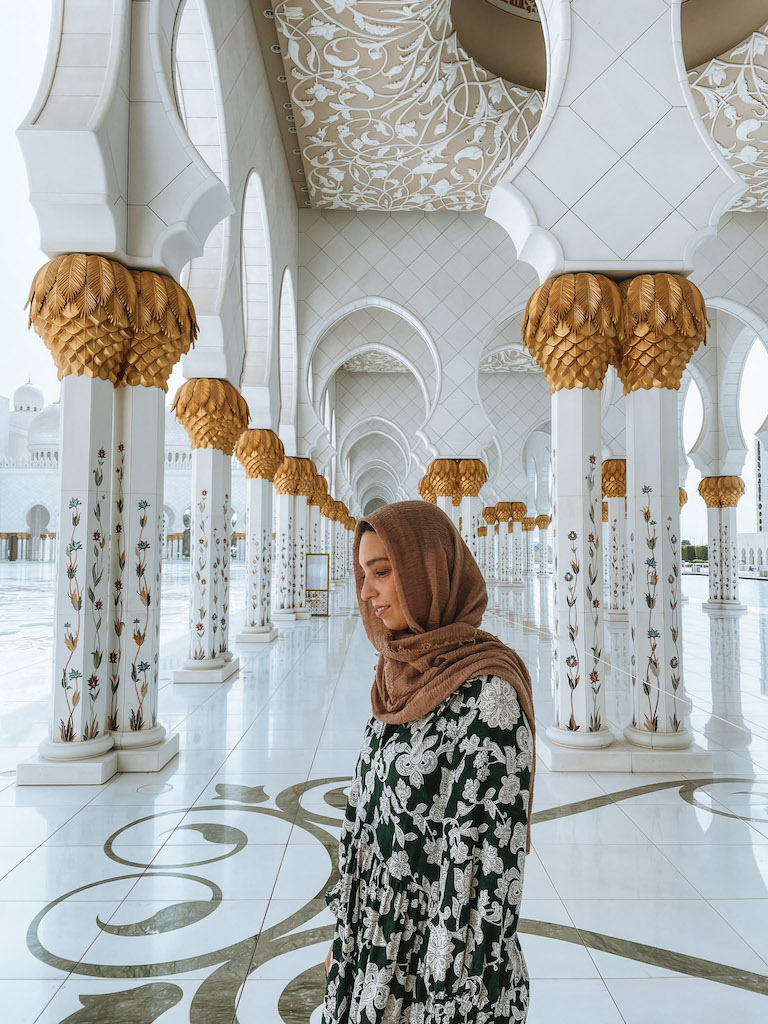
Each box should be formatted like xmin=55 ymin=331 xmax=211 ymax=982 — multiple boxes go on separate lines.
xmin=374 ymin=605 xmax=390 ymax=617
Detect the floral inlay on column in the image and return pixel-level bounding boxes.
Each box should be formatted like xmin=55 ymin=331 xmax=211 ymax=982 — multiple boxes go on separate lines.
xmin=619 ymin=273 xmax=707 ymax=749
xmin=235 ymin=429 xmax=285 ymax=637
xmin=698 ymin=475 xmax=747 ymax=611
xmin=523 ymin=272 xmax=621 ymax=751
xmin=173 ymin=379 xmax=249 ymax=674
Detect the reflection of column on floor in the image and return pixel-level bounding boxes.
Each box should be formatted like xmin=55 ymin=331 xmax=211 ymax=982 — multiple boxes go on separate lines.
xmin=621 ymin=275 xmax=706 ymax=753
xmin=700 ymin=476 xmax=747 ymax=614
xmin=510 ymin=503 xmax=526 ymax=587
xmin=172 ymin=378 xmax=249 ymax=684
xmin=458 ymin=458 xmax=487 ymax=560
xmin=538 ymin=575 xmax=552 ymax=639
xmin=536 ymin=515 xmax=551 ymax=573
xmin=602 ymin=459 xmax=628 ymax=623
xmin=523 ymin=273 xmax=617 ymax=755
xmin=522 ymin=517 xmax=537 ymax=574
xmin=496 ymin=503 xmax=512 ymax=584
xmin=482 ymin=506 xmax=498 ymax=581
xmin=234 ymin=428 xmax=284 ymax=643
xmin=706 ymin=614 xmax=751 ymax=748
xmin=523 ymin=575 xmax=537 ymax=628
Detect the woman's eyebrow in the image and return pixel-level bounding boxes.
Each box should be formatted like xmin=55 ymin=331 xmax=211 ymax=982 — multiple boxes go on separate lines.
xmin=364 ymin=557 xmax=390 ymax=566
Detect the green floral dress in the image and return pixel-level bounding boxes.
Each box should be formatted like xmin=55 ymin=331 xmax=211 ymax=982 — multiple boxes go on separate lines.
xmin=323 ymin=673 xmax=533 ymax=1024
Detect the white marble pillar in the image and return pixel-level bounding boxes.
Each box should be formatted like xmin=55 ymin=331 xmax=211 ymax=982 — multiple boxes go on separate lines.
xmin=460 ymin=495 xmax=480 ymax=557
xmin=217 ymin=463 xmax=233 ymax=659
xmin=547 ymin=388 xmax=612 ymax=750
xmin=536 ymin=515 xmax=551 ymax=574
xmin=510 ymin=512 xmax=526 ymax=587
xmin=476 ymin=528 xmax=487 ymax=576
xmin=173 ymin=447 xmax=240 ymax=682
xmin=309 ymin=502 xmax=322 ymax=553
xmin=107 ymin=385 xmax=177 ymax=769
xmin=294 ymin=493 xmax=310 ymax=619
xmin=482 ymin=509 xmax=498 ymax=580
xmin=18 ymin=376 xmax=117 ymax=784
xmin=0 ymin=534 xmax=9 ymax=560
xmin=522 ymin=519 xmax=536 ymax=574
xmin=273 ymin=491 xmax=297 ymax=620
xmin=625 ymin=387 xmax=691 ymax=748
xmin=605 ymin=496 xmax=628 ymax=621
xmin=700 ymin=477 xmax=747 ymax=615
xmin=496 ymin=506 xmax=512 ymax=585
xmin=238 ymin=478 xmax=278 ymax=643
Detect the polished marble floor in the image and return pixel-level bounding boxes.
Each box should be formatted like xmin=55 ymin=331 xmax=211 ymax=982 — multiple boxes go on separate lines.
xmin=1 ymin=561 xmax=768 ymax=1022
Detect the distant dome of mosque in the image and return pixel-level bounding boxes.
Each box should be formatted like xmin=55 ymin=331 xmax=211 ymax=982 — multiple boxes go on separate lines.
xmin=27 ymin=402 xmax=61 ymax=455
xmin=13 ymin=380 xmax=44 ymax=412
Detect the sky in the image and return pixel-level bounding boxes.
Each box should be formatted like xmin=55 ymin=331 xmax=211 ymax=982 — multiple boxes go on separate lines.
xmin=0 ymin=3 xmax=765 ymax=544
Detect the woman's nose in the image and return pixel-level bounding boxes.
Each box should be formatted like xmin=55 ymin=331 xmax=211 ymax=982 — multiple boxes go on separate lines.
xmin=360 ymin=575 xmax=376 ymax=601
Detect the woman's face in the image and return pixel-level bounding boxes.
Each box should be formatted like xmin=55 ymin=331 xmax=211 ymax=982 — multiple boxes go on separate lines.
xmin=359 ymin=529 xmax=408 ymax=631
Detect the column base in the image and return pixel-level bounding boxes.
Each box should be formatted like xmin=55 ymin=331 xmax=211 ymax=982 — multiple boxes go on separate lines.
xmin=17 ymin=750 xmax=119 ymax=786
xmin=510 ymin=580 xmax=525 ymax=589
xmin=623 ymin=723 xmax=694 ymax=750
xmin=116 ymin=733 xmax=179 ymax=772
xmin=702 ymin=600 xmax=747 ymax=617
xmin=604 ymin=609 xmax=629 ymax=624
xmin=539 ymin=726 xmax=713 ymax=772
xmin=273 ymin=610 xmax=298 ymax=622
xmin=295 ymin=609 xmax=311 ymax=620
xmin=236 ymin=625 xmax=278 ymax=643
xmin=172 ymin=657 xmax=240 ymax=684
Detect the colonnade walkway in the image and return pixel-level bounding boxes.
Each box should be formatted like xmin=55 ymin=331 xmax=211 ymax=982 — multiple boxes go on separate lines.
xmin=1 ymin=561 xmax=768 ymax=1022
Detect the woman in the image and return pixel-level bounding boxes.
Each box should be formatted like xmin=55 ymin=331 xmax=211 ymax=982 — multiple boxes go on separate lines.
xmin=322 ymin=500 xmax=535 ymax=1024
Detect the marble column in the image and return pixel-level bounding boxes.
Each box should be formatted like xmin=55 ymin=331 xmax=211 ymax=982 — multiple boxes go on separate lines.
xmin=510 ymin=503 xmax=526 ymax=587
xmin=699 ymin=476 xmax=747 ymax=615
xmin=171 ymin=378 xmax=249 ymax=682
xmin=429 ymin=458 xmax=459 ymax=522
xmin=522 ymin=517 xmax=537 ymax=574
xmin=523 ymin=272 xmax=621 ymax=761
xmin=308 ymin=475 xmax=327 ymax=553
xmin=18 ymin=254 xmax=140 ymax=783
xmin=476 ymin=526 xmax=487 ymax=575
xmin=272 ymin=457 xmax=305 ymax=620
xmin=234 ymin=428 xmax=285 ymax=643
xmin=322 ymin=497 xmax=335 ymax=580
xmin=19 ymin=376 xmax=117 ymax=783
xmin=620 ymin=274 xmax=706 ymax=756
xmin=108 ymin=384 xmax=176 ymax=770
xmin=482 ymin=507 xmax=498 ymax=581
xmin=535 ymin=514 xmax=551 ymax=574
xmin=495 ymin=503 xmax=512 ymax=585
xmin=602 ymin=459 xmax=628 ymax=623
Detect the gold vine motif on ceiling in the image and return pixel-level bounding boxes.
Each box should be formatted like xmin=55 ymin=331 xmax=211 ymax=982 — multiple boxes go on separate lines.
xmin=273 ymin=0 xmax=543 ymax=210
xmin=688 ymin=22 xmax=768 ymax=210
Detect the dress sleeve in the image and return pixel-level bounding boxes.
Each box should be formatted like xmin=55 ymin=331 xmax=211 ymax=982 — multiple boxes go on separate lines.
xmin=421 ymin=681 xmax=533 ymax=1015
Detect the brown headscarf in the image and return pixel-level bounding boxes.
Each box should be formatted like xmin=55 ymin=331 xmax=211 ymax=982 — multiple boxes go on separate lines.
xmin=354 ymin=500 xmax=535 ymax=850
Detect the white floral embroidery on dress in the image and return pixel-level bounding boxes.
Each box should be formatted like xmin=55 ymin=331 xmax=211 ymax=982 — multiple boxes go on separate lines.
xmin=476 ymin=674 xmax=522 ymax=729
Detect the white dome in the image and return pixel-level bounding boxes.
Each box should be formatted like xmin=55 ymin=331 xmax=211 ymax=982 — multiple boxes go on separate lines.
xmin=13 ymin=380 xmax=44 ymax=412
xmin=27 ymin=402 xmax=61 ymax=454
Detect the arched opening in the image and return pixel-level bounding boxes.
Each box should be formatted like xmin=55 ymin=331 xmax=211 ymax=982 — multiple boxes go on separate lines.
xmin=681 ymin=377 xmax=705 ymax=546
xmin=277 ymin=268 xmax=298 ymax=452
xmin=738 ymin=337 xmax=768 ymax=533
xmin=26 ymin=504 xmax=50 ymax=559
xmin=240 ymin=171 xmax=273 ymax=389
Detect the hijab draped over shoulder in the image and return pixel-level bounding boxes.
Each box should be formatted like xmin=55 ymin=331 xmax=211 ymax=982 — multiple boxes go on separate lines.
xmin=353 ymin=500 xmax=535 ymax=849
